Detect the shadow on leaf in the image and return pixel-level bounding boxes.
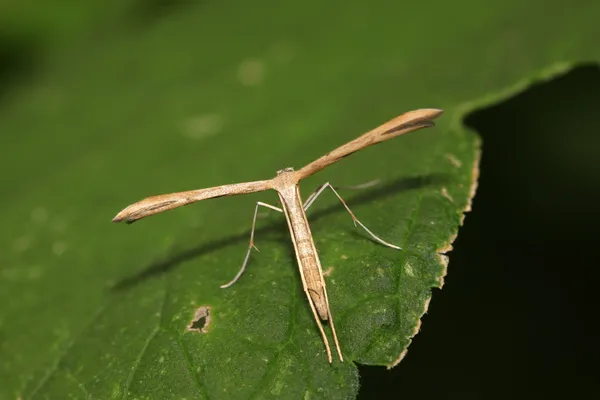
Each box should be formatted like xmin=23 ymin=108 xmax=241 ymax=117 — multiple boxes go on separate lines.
xmin=111 ymin=173 xmax=449 ymax=291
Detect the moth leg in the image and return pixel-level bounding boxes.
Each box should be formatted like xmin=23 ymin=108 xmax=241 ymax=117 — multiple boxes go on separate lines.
xmin=304 ymin=182 xmax=401 ymax=250
xmin=304 ymin=288 xmax=334 ymax=363
xmin=323 ymin=291 xmax=344 ymax=362
xmin=220 ymin=201 xmax=282 ymax=288
xmin=303 ymin=180 xmax=380 ymax=210
xmin=334 ymin=179 xmax=381 ymax=191
xmin=303 ymin=184 xmax=325 ymax=208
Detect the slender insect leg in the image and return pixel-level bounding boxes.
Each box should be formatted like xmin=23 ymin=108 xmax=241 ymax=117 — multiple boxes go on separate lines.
xmin=295 ymin=265 xmax=334 ymax=362
xmin=220 ymin=201 xmax=283 ymax=288
xmin=304 ymin=182 xmax=401 ymax=250
xmin=335 ymin=179 xmax=381 ymax=191
xmin=304 ymin=289 xmax=333 ymax=363
xmin=303 ymin=184 xmax=325 ymax=208
xmin=323 ymin=293 xmax=344 ymax=362
xmin=303 ymin=179 xmax=380 ymax=210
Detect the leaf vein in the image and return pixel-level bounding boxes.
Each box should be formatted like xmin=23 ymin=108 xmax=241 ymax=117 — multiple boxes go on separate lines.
xmin=175 ymin=333 xmax=209 ymax=399
xmin=248 ymin=274 xmax=300 ymax=399
xmin=26 ymin=303 xmax=111 ymax=399
xmin=121 ymin=282 xmax=166 ymax=400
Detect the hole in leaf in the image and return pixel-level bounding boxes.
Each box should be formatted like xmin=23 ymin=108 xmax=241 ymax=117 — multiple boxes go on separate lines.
xmin=187 ymin=306 xmax=211 ymax=333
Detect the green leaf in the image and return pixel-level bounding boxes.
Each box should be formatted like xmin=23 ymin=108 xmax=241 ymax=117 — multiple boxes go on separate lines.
xmin=0 ymin=0 xmax=596 ymax=398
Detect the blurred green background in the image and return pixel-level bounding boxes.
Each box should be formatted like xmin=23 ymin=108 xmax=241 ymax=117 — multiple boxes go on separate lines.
xmin=1 ymin=1 xmax=599 ymax=399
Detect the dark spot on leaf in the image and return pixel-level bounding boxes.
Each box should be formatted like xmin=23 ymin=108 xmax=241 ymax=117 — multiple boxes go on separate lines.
xmin=187 ymin=306 xmax=211 ymax=333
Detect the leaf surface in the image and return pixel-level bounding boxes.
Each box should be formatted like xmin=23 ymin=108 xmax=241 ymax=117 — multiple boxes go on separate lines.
xmin=0 ymin=0 xmax=597 ymax=398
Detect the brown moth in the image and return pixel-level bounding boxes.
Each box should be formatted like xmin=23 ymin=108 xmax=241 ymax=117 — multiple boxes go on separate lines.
xmin=113 ymin=108 xmax=443 ymax=362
